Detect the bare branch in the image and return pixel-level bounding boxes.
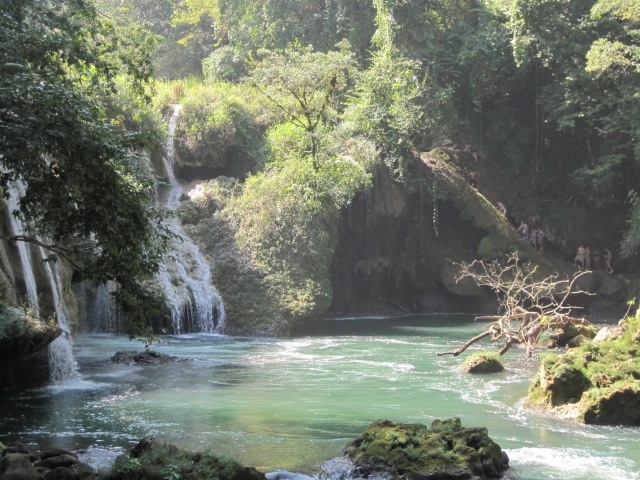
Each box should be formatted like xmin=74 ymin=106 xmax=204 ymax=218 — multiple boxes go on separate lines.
xmin=437 ymin=330 xmax=493 ymax=356
xmin=447 ymin=252 xmax=595 ymax=359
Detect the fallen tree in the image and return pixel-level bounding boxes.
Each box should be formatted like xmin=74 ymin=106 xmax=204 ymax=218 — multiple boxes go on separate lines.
xmin=438 ymin=253 xmax=592 ymax=359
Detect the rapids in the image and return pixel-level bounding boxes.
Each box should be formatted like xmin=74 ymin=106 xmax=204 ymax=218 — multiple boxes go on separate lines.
xmin=1 ymin=315 xmax=638 ymax=479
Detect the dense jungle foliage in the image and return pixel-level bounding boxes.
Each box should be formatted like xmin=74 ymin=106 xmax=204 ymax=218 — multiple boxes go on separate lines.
xmin=1 ymin=0 xmax=639 ymax=335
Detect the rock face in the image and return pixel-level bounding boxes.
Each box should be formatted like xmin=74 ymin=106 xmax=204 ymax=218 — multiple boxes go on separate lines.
xmin=343 ymin=418 xmax=509 ymax=480
xmin=0 ymin=442 xmax=95 ymax=480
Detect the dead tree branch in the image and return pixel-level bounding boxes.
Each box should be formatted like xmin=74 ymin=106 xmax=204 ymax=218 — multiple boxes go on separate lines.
xmin=437 ymin=252 xmax=593 ymax=359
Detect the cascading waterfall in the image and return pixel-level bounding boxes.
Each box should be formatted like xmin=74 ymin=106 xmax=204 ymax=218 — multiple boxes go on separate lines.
xmin=41 ymin=256 xmax=80 ymax=382
xmin=5 ymin=187 xmax=39 ymax=314
xmin=5 ymin=180 xmax=79 ymax=382
xmin=156 ymin=104 xmax=226 ymax=334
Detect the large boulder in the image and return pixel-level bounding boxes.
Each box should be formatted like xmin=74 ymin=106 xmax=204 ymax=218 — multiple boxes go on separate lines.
xmin=343 ymin=418 xmax=508 ymax=479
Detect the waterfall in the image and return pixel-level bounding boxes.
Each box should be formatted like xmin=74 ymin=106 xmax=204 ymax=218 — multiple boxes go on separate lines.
xmin=4 ymin=180 xmax=80 ymax=382
xmin=5 ymin=187 xmax=39 ymax=314
xmin=42 ymin=257 xmax=80 ymax=382
xmin=156 ymin=104 xmax=226 ymax=334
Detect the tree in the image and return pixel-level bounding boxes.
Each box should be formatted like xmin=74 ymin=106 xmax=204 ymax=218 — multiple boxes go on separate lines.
xmin=586 ymin=0 xmax=640 ymax=74
xmin=0 ymin=0 xmax=170 ymax=334
xmin=249 ymin=42 xmax=356 ymax=168
xmin=438 ymin=253 xmax=592 ymax=359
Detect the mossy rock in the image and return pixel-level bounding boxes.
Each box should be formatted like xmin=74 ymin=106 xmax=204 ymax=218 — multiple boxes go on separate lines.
xmin=104 ymin=436 xmax=266 ymax=480
xmin=549 ymin=324 xmax=599 ymax=348
xmin=578 ymin=382 xmax=640 ymax=425
xmin=462 ymin=352 xmax=504 ymax=374
xmin=527 ymin=314 xmax=640 ymax=425
xmin=344 ymin=418 xmax=509 ymax=479
xmin=0 ymin=307 xmax=61 ymax=361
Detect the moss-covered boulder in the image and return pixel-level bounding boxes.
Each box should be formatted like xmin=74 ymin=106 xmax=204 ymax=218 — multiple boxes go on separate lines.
xmin=0 ymin=306 xmax=60 ymax=361
xmin=104 ymin=436 xmax=266 ymax=480
xmin=343 ymin=418 xmax=508 ymax=479
xmin=548 ymin=323 xmax=598 ymax=348
xmin=462 ymin=352 xmax=504 ymax=374
xmin=527 ymin=314 xmax=640 ymax=425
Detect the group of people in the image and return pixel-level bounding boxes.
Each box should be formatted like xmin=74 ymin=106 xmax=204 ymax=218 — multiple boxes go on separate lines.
xmin=575 ymin=245 xmax=613 ymax=273
xmin=516 ymin=220 xmax=545 ymax=253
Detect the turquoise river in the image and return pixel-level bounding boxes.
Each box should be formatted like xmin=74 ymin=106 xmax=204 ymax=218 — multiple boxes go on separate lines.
xmin=1 ymin=314 xmax=638 ymax=479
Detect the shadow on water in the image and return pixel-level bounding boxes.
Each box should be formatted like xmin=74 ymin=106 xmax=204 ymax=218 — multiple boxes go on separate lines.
xmin=292 ymin=313 xmax=477 ymax=337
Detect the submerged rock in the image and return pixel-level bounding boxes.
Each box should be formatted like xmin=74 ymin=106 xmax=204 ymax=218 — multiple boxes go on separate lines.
xmin=343 ymin=418 xmax=509 ymax=479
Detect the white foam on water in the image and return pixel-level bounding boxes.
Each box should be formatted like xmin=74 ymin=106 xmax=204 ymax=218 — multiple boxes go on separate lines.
xmin=506 ymin=447 xmax=639 ymax=480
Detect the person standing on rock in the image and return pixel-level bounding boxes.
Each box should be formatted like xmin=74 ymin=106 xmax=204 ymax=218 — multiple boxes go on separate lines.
xmin=604 ymin=247 xmax=613 ymax=273
xmin=536 ymin=228 xmax=545 ymax=254
xmin=468 ymin=171 xmax=479 ymax=189
xmin=517 ymin=220 xmax=529 ymax=241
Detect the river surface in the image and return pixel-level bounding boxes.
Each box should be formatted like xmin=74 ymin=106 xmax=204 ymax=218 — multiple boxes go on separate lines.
xmin=1 ymin=314 xmax=638 ymax=479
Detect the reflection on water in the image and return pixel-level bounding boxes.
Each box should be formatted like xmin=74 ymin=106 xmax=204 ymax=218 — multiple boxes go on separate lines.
xmin=1 ymin=315 xmax=638 ymax=479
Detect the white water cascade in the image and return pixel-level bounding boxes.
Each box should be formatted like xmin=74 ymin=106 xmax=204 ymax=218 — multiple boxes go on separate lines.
xmin=5 ymin=180 xmax=80 ymax=382
xmin=5 ymin=186 xmax=39 ymax=314
xmin=156 ymin=104 xmax=226 ymax=334
xmin=42 ymin=256 xmax=80 ymax=382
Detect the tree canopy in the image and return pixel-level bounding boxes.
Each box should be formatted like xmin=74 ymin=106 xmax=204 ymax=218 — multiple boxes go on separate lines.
xmin=0 ymin=0 xmax=170 ymax=332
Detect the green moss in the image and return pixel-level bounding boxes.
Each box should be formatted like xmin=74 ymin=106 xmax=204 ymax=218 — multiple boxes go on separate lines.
xmin=462 ymin=351 xmax=504 ymax=374
xmin=103 ymin=443 xmax=265 ymax=480
xmin=169 ymin=82 xmax=273 ymax=177
xmin=344 ymin=419 xmax=508 ymax=479
xmin=528 ymin=314 xmax=640 ymax=425
xmin=0 ymin=301 xmax=61 ymax=361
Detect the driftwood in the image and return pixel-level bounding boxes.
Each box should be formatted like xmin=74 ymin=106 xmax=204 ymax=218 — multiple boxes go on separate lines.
xmin=438 ymin=253 xmax=593 ymax=359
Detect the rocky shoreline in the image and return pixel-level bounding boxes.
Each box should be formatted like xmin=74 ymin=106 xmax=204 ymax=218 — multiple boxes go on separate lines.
xmin=0 ymin=441 xmax=96 ymax=480
xmin=1 ymin=417 xmax=510 ymax=480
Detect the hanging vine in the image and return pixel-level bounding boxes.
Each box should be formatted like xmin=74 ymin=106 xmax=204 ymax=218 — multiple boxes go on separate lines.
xmin=431 ymin=177 xmax=440 ymax=237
